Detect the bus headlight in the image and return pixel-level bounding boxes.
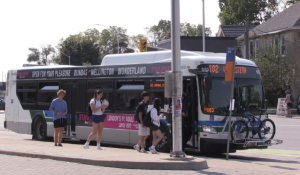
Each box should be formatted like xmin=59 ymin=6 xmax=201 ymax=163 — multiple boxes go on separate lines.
xmin=202 ymin=125 xmax=218 ymax=134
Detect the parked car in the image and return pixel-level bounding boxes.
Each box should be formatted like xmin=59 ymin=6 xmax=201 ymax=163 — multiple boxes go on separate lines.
xmin=0 ymin=98 xmax=5 ymax=111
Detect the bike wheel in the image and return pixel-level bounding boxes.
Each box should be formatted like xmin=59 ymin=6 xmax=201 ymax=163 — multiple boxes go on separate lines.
xmin=258 ymin=119 xmax=276 ymax=139
xmin=230 ymin=120 xmax=249 ymax=142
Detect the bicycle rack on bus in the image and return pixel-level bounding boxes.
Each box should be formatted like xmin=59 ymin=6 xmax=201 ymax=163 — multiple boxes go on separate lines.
xmin=232 ymin=138 xmax=283 ymax=148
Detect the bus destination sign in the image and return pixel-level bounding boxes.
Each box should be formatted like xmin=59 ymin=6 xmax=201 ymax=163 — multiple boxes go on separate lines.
xmin=197 ymin=64 xmax=261 ymax=79
xmin=16 ymin=63 xmax=172 ymax=79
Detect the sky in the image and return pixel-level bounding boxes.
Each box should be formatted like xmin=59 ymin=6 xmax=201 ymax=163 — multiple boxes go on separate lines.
xmin=0 ymin=0 xmax=221 ymax=81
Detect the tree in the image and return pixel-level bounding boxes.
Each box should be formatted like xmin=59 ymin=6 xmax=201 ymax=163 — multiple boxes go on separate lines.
xmin=129 ymin=34 xmax=146 ymax=52
xmin=54 ymin=28 xmax=101 ymax=65
xmin=54 ymin=27 xmax=133 ymax=65
xmin=99 ymin=26 xmax=132 ymax=59
xmin=264 ymin=0 xmax=300 ymax=20
xmin=218 ymin=0 xmax=267 ymax=25
xmin=27 ymin=45 xmax=55 ymax=65
xmin=180 ymin=22 xmax=212 ymax=37
xmin=254 ymin=45 xmax=296 ymax=107
xmin=146 ymin=20 xmax=212 ymax=46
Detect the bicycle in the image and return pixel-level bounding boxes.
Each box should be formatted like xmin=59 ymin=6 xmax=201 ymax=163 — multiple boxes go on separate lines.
xmin=230 ymin=109 xmax=276 ymax=142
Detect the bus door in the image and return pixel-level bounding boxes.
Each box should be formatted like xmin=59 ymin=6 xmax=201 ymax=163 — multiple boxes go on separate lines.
xmin=183 ymin=78 xmax=197 ymax=150
xmin=62 ymin=80 xmax=78 ymax=137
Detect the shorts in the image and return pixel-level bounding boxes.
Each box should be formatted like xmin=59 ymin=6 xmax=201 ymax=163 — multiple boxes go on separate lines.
xmin=287 ymin=103 xmax=293 ymax=109
xmin=138 ymin=124 xmax=150 ymax=136
xmin=91 ymin=114 xmax=105 ymax=124
xmin=53 ymin=118 xmax=67 ymax=128
xmin=149 ymin=123 xmax=160 ymax=131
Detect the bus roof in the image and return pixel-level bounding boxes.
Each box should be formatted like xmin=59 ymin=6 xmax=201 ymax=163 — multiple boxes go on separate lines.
xmin=102 ymin=50 xmax=256 ymax=67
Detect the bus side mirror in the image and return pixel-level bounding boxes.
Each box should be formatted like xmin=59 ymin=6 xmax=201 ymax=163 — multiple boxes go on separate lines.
xmin=204 ymin=75 xmax=212 ymax=90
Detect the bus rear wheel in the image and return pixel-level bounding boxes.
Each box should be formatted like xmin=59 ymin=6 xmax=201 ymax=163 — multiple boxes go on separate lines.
xmin=33 ymin=118 xmax=47 ymax=141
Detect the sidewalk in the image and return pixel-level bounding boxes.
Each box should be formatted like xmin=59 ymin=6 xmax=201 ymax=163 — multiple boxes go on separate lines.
xmin=0 ymin=138 xmax=207 ymax=170
xmin=0 ymin=137 xmax=299 ymax=174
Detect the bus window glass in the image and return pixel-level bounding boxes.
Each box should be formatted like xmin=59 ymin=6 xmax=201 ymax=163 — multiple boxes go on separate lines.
xmin=200 ymin=77 xmax=237 ymax=116
xmin=38 ymin=82 xmax=59 ymax=103
xmin=88 ymin=81 xmax=112 ymax=89
xmin=149 ymin=92 xmax=164 ymax=109
xmin=86 ymin=92 xmax=112 ymax=111
xmin=117 ymin=80 xmax=144 ymax=90
xmin=17 ymin=92 xmax=36 ymax=103
xmin=116 ymin=93 xmax=142 ymax=111
xmin=237 ymin=79 xmax=263 ymax=115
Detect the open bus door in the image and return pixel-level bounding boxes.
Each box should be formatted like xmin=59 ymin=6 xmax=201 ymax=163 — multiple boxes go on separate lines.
xmin=62 ymin=81 xmax=78 ymax=137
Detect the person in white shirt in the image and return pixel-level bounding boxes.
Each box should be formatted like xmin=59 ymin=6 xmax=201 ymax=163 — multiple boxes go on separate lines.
xmin=83 ymin=90 xmax=107 ymax=150
xmin=148 ymin=98 xmax=164 ymax=154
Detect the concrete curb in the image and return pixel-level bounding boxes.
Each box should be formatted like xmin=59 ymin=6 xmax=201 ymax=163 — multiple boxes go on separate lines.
xmin=0 ymin=150 xmax=208 ymax=170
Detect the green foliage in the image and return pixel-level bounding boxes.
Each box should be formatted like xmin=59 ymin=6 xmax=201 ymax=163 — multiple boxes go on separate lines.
xmin=254 ymin=45 xmax=296 ymax=107
xmin=147 ymin=20 xmax=212 ymax=45
xmin=27 ymin=45 xmax=55 ymax=65
xmin=129 ymin=34 xmax=146 ymax=52
xmin=219 ymin=0 xmax=300 ymax=24
xmin=99 ymin=26 xmax=131 ymax=59
xmin=218 ymin=0 xmax=267 ymax=25
xmin=82 ymin=61 xmax=91 ymax=66
xmin=54 ymin=28 xmax=101 ymax=65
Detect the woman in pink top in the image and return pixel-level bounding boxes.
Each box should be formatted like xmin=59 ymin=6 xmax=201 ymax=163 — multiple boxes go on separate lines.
xmin=285 ymin=90 xmax=292 ymax=118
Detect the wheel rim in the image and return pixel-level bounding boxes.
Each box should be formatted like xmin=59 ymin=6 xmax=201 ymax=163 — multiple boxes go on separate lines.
xmin=260 ymin=121 xmax=274 ymax=139
xmin=36 ymin=122 xmax=45 ymax=139
xmin=232 ymin=122 xmax=247 ymax=140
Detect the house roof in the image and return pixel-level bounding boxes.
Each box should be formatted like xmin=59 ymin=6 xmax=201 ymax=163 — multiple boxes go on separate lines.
xmin=218 ymin=25 xmax=256 ymax=37
xmin=238 ymin=1 xmax=300 ymax=40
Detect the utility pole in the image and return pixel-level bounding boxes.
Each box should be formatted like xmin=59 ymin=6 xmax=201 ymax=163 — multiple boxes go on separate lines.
xmin=245 ymin=21 xmax=249 ymax=59
xmin=170 ymin=0 xmax=185 ymax=158
xmin=202 ymin=0 xmax=205 ymax=52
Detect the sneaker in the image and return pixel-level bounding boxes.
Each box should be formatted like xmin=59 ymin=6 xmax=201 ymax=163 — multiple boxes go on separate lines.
xmin=149 ymin=147 xmax=158 ymax=154
xmin=140 ymin=149 xmax=147 ymax=153
xmin=133 ymin=145 xmax=141 ymax=151
xmin=97 ymin=146 xmax=105 ymax=150
xmin=186 ymin=140 xmax=193 ymax=146
xmin=58 ymin=144 xmax=63 ymax=147
xmin=54 ymin=143 xmax=57 ymax=146
xmin=83 ymin=144 xmax=89 ymax=149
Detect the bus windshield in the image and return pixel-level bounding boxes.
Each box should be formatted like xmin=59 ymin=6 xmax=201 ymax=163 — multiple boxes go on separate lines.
xmin=200 ymin=77 xmax=263 ymax=116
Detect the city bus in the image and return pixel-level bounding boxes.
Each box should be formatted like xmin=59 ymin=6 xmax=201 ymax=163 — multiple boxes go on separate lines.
xmin=4 ymin=50 xmax=272 ymax=153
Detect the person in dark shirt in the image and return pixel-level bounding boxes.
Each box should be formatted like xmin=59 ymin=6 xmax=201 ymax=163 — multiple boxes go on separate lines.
xmin=133 ymin=91 xmax=150 ymax=153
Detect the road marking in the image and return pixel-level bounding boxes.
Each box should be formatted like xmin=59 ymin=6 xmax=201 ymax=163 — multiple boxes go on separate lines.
xmin=239 ymin=149 xmax=300 ymax=158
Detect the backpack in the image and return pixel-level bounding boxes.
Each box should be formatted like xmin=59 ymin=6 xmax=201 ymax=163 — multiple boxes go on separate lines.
xmin=290 ymin=95 xmax=294 ymax=102
xmin=86 ymin=99 xmax=96 ymax=116
xmin=143 ymin=108 xmax=154 ymax=127
xmin=134 ymin=102 xmax=145 ymax=123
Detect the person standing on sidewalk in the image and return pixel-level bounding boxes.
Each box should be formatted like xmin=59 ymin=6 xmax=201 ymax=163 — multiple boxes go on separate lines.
xmin=83 ymin=90 xmax=107 ymax=150
xmin=49 ymin=89 xmax=68 ymax=147
xmin=133 ymin=91 xmax=150 ymax=153
xmin=148 ymin=98 xmax=164 ymax=154
xmin=285 ymin=90 xmax=293 ymax=118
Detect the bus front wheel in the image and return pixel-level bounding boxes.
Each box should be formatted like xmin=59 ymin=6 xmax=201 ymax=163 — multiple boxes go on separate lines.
xmin=33 ymin=118 xmax=47 ymax=141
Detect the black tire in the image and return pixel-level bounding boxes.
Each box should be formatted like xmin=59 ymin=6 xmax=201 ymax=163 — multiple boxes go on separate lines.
xmin=230 ymin=120 xmax=249 ymax=142
xmin=33 ymin=118 xmax=47 ymax=141
xmin=156 ymin=122 xmax=171 ymax=152
xmin=258 ymin=119 xmax=276 ymax=139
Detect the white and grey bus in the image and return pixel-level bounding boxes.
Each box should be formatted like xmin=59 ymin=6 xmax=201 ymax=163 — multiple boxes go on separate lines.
xmin=4 ymin=50 xmax=273 ymax=153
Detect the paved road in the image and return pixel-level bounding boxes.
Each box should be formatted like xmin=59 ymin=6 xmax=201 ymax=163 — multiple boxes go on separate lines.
xmin=267 ymin=114 xmax=300 ymax=151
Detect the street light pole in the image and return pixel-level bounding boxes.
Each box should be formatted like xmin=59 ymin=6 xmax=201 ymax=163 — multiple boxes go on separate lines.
xmin=202 ymin=0 xmax=205 ymax=52
xmin=95 ymin=24 xmax=120 ymax=54
xmin=61 ymin=52 xmax=70 ymax=65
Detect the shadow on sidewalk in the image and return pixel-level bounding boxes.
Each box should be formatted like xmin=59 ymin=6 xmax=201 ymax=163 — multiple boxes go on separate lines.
xmin=190 ymin=152 xmax=300 ymax=164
